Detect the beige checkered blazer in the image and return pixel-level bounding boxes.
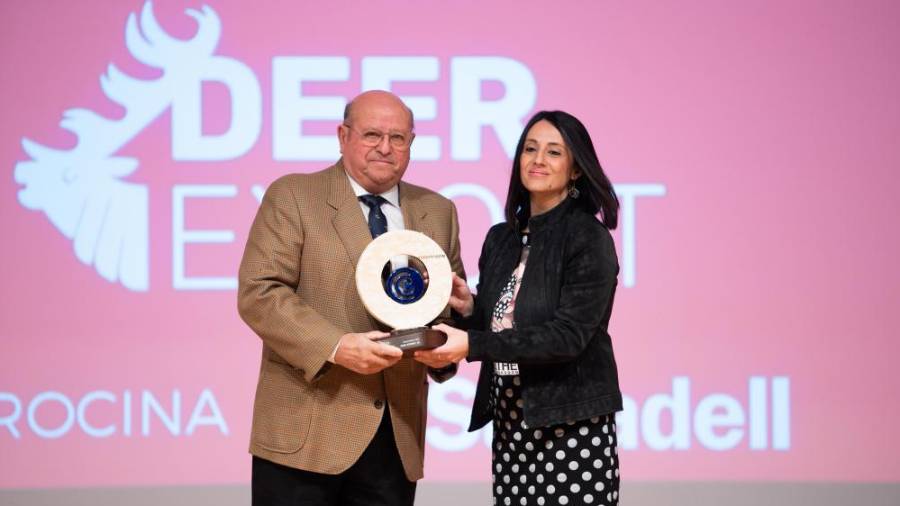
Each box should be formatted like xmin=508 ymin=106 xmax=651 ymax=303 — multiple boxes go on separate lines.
xmin=237 ymin=161 xmax=464 ymax=481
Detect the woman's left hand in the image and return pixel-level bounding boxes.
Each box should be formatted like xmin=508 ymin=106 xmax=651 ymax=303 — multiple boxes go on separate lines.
xmin=414 ymin=323 xmax=469 ymax=366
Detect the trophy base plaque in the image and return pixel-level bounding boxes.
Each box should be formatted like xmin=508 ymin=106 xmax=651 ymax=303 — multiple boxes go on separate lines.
xmin=375 ymin=327 xmax=448 ymax=356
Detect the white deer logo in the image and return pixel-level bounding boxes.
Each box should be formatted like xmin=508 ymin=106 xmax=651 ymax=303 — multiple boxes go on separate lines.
xmin=13 ymin=1 xmax=222 ymax=291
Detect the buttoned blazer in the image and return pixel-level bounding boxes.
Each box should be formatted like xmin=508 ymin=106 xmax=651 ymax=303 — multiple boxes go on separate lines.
xmin=237 ymin=161 xmax=464 ymax=480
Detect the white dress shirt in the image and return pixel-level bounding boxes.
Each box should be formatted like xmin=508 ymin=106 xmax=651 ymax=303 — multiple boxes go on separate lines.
xmin=346 ymin=174 xmax=405 ymax=235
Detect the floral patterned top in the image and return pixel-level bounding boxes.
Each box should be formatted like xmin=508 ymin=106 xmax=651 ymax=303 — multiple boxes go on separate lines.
xmin=490 ymin=238 xmax=530 ymax=376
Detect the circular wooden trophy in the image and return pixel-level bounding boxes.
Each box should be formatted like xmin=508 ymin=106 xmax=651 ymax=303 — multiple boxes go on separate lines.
xmin=355 ymin=230 xmax=452 ymax=355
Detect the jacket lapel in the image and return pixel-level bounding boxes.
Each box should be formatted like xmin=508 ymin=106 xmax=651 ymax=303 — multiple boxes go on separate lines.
xmin=399 ymin=181 xmax=431 ymax=238
xmin=327 ymin=162 xmax=372 ymax=269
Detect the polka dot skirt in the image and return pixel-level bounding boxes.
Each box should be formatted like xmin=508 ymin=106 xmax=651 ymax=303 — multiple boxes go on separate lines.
xmin=491 ymin=373 xmax=620 ymax=506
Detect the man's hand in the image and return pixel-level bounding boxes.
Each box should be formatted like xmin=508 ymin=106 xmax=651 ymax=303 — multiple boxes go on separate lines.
xmin=333 ymin=331 xmax=403 ymax=374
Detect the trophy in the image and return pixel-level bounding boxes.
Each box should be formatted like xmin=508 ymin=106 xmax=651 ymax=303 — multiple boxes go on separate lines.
xmin=355 ymin=230 xmax=452 ymax=355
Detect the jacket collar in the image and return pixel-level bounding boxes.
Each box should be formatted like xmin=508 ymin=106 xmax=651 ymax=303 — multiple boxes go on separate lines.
xmin=523 ymin=196 xmax=576 ymax=234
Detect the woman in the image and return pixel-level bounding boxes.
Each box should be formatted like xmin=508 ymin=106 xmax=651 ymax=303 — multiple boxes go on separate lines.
xmin=416 ymin=110 xmax=623 ymax=505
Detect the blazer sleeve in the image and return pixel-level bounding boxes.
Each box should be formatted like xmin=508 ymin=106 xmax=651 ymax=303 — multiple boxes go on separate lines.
xmin=237 ymin=177 xmax=345 ymax=383
xmin=467 ymin=223 xmax=618 ymax=365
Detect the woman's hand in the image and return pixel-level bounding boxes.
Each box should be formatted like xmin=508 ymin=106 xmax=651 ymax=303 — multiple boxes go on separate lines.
xmin=414 ymin=323 xmax=470 ymax=365
xmin=449 ymin=273 xmax=474 ymax=317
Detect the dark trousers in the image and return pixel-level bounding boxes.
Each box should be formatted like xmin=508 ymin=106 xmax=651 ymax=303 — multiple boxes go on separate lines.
xmin=252 ymin=409 xmax=416 ymax=506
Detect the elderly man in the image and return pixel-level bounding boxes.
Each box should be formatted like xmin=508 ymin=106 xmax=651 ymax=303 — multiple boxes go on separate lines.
xmin=238 ymin=90 xmax=464 ymax=505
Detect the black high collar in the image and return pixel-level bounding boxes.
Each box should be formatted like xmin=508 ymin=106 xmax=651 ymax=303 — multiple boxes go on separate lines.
xmin=520 ymin=197 xmax=577 ymax=234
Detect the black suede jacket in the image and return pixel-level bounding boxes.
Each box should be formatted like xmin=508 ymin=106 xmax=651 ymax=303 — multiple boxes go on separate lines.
xmin=465 ymin=197 xmax=622 ymax=431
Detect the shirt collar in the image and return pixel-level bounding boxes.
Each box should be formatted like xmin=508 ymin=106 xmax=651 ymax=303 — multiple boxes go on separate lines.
xmin=346 ymin=172 xmax=400 ymax=208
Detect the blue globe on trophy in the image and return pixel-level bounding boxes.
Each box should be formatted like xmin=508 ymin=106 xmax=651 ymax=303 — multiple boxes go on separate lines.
xmin=385 ymin=267 xmax=426 ymax=304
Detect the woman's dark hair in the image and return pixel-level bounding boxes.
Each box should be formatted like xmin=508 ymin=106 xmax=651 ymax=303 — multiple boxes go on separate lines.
xmin=504 ymin=110 xmax=619 ymax=230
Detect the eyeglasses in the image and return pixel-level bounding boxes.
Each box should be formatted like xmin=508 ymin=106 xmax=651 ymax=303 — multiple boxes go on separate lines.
xmin=343 ymin=124 xmax=414 ymax=150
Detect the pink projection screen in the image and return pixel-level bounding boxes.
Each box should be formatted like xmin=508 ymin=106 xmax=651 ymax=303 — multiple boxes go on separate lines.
xmin=2 ymin=0 xmax=899 ymax=491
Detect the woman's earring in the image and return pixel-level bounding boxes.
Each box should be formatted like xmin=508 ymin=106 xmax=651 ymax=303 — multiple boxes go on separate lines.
xmin=568 ymin=184 xmax=580 ymax=199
